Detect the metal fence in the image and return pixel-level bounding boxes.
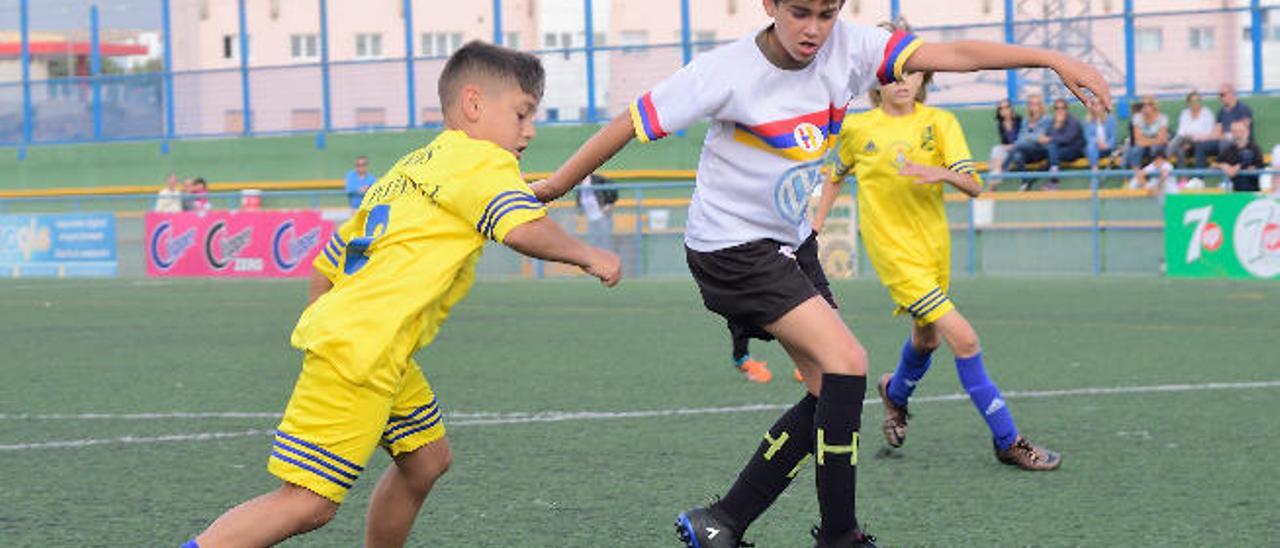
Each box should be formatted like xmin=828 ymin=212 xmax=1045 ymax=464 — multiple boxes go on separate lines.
xmin=0 ymin=0 xmax=1277 ymax=150
xmin=3 ymin=169 xmax=1277 ymax=279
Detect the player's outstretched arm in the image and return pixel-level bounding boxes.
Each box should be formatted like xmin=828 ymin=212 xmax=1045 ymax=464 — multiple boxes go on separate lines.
xmin=901 ymin=161 xmax=982 ymax=198
xmin=503 ymin=217 xmax=622 ymax=286
xmin=905 ymin=42 xmax=1112 ymax=111
xmin=529 ymin=112 xmax=636 ymax=203
xmin=812 ymin=178 xmax=844 ymax=233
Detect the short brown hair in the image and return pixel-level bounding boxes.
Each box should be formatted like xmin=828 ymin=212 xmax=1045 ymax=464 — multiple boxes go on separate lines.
xmin=438 ymin=41 xmax=545 ymax=111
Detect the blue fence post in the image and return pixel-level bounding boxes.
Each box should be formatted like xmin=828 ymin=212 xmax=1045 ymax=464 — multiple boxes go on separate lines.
xmin=493 ymin=0 xmax=504 ymax=45
xmin=161 ymin=0 xmax=176 ymax=143
xmin=19 ymin=0 xmax=32 ymax=149
xmin=1003 ymin=0 xmax=1017 ymax=103
xmin=1122 ymin=0 xmax=1135 ymax=119
xmin=237 ymin=0 xmax=252 ymax=135
xmin=1090 ymin=171 xmax=1102 ymax=277
xmin=1250 ymin=0 xmax=1264 ymax=95
xmin=680 ymin=0 xmax=692 ymax=65
xmin=403 ymin=0 xmax=417 ymax=129
xmin=584 ymin=0 xmax=597 ymax=123
xmin=90 ymin=5 xmax=103 ymax=141
xmin=890 ymin=0 xmax=901 ymax=21
xmin=319 ymin=0 xmax=332 ymax=140
xmin=635 ymin=187 xmax=645 ymax=276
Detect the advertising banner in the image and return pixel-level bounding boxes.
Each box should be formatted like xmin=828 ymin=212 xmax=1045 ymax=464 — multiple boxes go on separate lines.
xmin=146 ymin=211 xmax=333 ymax=278
xmin=1165 ymin=193 xmax=1280 ymax=279
xmin=0 ymin=213 xmax=117 ymax=277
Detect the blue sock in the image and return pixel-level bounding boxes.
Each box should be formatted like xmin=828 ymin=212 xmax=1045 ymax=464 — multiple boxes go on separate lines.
xmin=181 ymin=541 xmax=200 ymax=548
xmin=956 ymin=353 xmax=1019 ymax=450
xmin=886 ymin=336 xmax=933 ymax=406
xmin=733 ymin=354 xmax=750 ymax=368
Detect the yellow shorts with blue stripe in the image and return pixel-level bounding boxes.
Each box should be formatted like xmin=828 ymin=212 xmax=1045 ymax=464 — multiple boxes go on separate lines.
xmin=267 ymin=352 xmax=445 ymax=503
xmin=886 ymin=271 xmax=954 ymax=326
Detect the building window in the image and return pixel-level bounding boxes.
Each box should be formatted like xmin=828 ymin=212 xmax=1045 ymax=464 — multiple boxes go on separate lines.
xmin=421 ymin=32 xmax=462 ymax=57
xmin=222 ymin=34 xmax=248 ymax=60
xmin=355 ymin=33 xmax=383 ymax=59
xmin=620 ymin=30 xmax=649 ymax=54
xmin=1134 ymin=28 xmax=1162 ymax=53
xmin=356 ymin=107 xmax=386 ymax=128
xmin=694 ymin=31 xmax=717 ymax=54
xmin=290 ymin=34 xmax=318 ymax=60
xmin=940 ymin=28 xmax=966 ymax=42
xmin=544 ymin=33 xmax=557 ymax=48
xmin=1188 ymin=27 xmax=1215 ymax=51
xmin=504 ymin=32 xmax=521 ymax=49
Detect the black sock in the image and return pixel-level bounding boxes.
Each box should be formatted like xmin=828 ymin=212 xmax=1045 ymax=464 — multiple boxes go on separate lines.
xmin=729 ymin=323 xmax=750 ymax=364
xmin=711 ymin=393 xmax=818 ymax=535
xmin=815 ymin=373 xmax=865 ymax=538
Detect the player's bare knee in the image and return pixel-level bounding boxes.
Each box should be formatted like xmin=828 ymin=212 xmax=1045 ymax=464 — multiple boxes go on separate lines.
xmin=950 ymin=333 xmax=981 ymax=358
xmin=913 ymin=328 xmax=942 ymax=353
xmin=279 ymin=484 xmax=338 ymax=531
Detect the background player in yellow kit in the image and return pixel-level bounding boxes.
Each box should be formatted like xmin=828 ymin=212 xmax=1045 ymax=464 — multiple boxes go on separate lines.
xmin=815 ymin=61 xmax=1061 ymax=472
xmin=182 ymin=42 xmax=621 ymax=548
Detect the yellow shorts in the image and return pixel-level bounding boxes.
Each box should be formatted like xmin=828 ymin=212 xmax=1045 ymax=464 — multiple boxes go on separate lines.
xmin=885 ymin=270 xmax=954 ymax=326
xmin=267 ymin=352 xmax=445 ymax=503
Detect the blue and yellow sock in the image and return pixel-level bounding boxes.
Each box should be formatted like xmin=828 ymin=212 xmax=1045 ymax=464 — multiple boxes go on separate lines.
xmin=956 ymin=352 xmax=1018 ymax=450
xmin=733 ymin=354 xmax=750 ymax=368
xmin=181 ymin=541 xmax=199 ymax=548
xmin=886 ymin=336 xmax=933 ymax=406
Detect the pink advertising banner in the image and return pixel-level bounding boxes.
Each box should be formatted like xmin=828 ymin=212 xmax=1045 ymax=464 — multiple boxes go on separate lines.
xmin=145 ymin=211 xmax=334 ymax=278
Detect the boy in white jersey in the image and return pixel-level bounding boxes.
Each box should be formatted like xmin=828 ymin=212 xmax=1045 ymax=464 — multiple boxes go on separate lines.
xmin=533 ymin=1 xmax=1110 ymax=546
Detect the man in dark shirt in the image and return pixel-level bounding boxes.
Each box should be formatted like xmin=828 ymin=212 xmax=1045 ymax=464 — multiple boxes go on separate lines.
xmin=1214 ymin=120 xmax=1265 ymax=192
xmin=1194 ymin=85 xmax=1254 ymax=168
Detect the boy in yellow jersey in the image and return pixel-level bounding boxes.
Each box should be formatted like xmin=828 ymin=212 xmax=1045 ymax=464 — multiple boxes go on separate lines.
xmin=814 ymin=66 xmax=1061 ymax=472
xmin=182 ymin=42 xmax=621 ymax=548
xmin=532 ymin=2 xmax=1102 ymax=545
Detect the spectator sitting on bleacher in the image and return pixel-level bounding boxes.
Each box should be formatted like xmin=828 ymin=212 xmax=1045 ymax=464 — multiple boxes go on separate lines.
xmin=1214 ymin=120 xmax=1265 ymax=193
xmin=1126 ymin=96 xmax=1169 ymax=189
xmin=154 ymin=173 xmax=183 ymax=213
xmin=987 ymin=98 xmax=1022 ymax=181
xmin=1193 ymin=85 xmax=1254 ymax=169
xmin=1166 ymin=91 xmax=1216 ymax=168
xmin=1002 ymin=93 xmax=1050 ymax=189
xmin=1084 ymin=100 xmax=1117 ymax=171
xmin=1007 ymin=98 xmax=1083 ymax=191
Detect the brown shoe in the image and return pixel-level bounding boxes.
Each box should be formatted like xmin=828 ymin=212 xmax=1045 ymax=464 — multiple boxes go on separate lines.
xmin=995 ymin=436 xmax=1062 ymax=471
xmin=876 ymin=373 xmax=908 ymax=448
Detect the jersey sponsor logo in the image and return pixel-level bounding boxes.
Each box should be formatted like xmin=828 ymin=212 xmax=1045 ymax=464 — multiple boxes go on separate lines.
xmin=272 ymin=220 xmax=323 ymax=272
xmin=773 ymin=159 xmax=826 ymax=225
xmin=1233 ymin=198 xmax=1280 ymax=278
xmin=889 ymin=141 xmax=913 ymax=169
xmin=148 ymin=221 xmax=196 ymax=271
xmin=864 ymin=140 xmax=878 ymax=154
xmin=204 ymin=220 xmax=256 ymax=271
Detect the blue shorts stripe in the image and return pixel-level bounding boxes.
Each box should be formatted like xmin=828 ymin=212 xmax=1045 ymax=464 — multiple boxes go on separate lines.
xmin=916 ymin=295 xmax=951 ymax=319
xmin=386 ymin=414 xmax=445 ymax=444
xmin=484 ymin=202 xmax=543 ymax=239
xmin=910 ymin=291 xmax=946 ymax=316
xmin=387 ymin=400 xmax=437 ymax=425
xmin=270 ymin=451 xmax=354 ymax=489
xmin=384 ymin=406 xmax=442 ymax=439
xmin=907 ymin=288 xmax=941 ymax=313
xmin=272 ymin=440 xmax=359 ymax=480
xmin=274 ymin=431 xmax=364 ymax=472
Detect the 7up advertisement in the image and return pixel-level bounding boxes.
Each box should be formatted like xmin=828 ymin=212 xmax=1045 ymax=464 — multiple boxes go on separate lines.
xmin=1165 ymin=194 xmax=1280 ymax=279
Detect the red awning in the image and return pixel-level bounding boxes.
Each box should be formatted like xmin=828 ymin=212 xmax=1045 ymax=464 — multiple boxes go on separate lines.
xmin=0 ymin=41 xmax=149 ymax=58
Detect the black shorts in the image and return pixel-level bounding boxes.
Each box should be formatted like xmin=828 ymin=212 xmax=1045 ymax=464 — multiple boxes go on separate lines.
xmin=688 ymin=231 xmax=836 ymax=342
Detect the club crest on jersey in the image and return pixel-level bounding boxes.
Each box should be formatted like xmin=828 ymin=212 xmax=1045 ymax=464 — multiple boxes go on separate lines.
xmin=793 ymin=122 xmax=826 ymax=153
xmin=864 ymin=140 xmax=878 ymax=154
xmin=890 ymin=141 xmax=912 ymax=169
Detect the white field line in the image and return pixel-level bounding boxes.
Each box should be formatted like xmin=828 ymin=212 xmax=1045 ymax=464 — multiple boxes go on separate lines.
xmin=1 ymin=380 xmax=1277 ymax=452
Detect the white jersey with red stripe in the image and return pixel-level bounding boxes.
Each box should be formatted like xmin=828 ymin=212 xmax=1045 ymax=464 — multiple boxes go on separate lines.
xmin=629 ymin=21 xmax=922 ymax=252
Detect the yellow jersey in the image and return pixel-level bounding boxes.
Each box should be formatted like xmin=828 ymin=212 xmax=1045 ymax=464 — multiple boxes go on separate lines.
xmin=291 ymin=130 xmax=546 ymax=381
xmin=834 ymin=104 xmax=978 ymax=286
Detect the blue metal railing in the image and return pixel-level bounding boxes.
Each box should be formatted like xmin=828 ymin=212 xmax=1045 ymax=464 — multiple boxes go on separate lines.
xmin=2 ymin=1 xmax=1275 ymax=151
